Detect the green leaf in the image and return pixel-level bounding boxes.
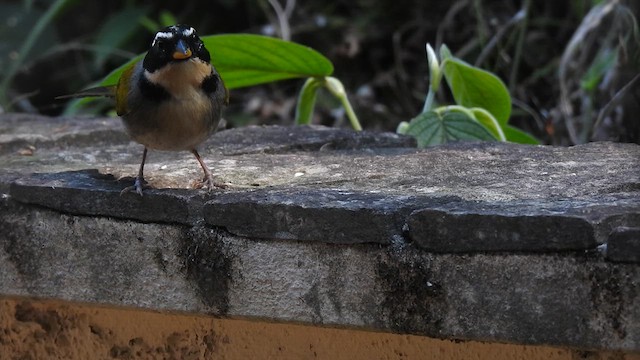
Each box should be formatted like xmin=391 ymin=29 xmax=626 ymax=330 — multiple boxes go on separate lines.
xmin=503 ymin=125 xmax=540 ymax=144
xmin=99 ymin=34 xmax=334 ymax=90
xmin=422 ymin=44 xmax=441 ymax=113
xmin=396 ymin=121 xmax=410 ymax=134
xmin=439 ymin=44 xmax=453 ymax=61
xmin=207 ymin=34 xmax=333 ymax=88
xmin=441 ymin=57 xmax=512 ymax=125
xmin=0 ymin=4 xmax=59 ymax=78
xmin=580 ymin=49 xmax=616 ymax=92
xmin=100 ymin=55 xmax=142 ymax=86
xmin=426 ymin=43 xmax=441 ymax=92
xmin=470 ymin=107 xmax=505 ymax=141
xmin=295 ymin=78 xmax=322 ymax=125
xmin=139 ymin=16 xmax=160 ymax=33
xmin=405 ymin=109 xmax=497 ymax=147
xmin=92 ymin=7 xmax=146 ymax=69
xmin=158 ymin=10 xmax=177 ymax=27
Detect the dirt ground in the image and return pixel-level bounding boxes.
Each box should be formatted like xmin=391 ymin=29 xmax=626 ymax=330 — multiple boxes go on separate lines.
xmin=0 ymin=297 xmax=638 ymax=360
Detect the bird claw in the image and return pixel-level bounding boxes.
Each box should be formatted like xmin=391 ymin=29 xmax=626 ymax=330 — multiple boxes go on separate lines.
xmin=120 ymin=177 xmax=149 ymax=196
xmin=196 ymin=175 xmax=227 ymax=191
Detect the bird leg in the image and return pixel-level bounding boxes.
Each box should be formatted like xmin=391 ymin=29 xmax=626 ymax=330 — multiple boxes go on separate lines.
xmin=192 ymin=149 xmax=226 ymax=190
xmin=121 ymin=147 xmax=149 ymax=196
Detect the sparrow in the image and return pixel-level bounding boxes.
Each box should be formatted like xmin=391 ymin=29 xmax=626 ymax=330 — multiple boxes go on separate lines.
xmin=61 ymin=24 xmax=229 ymax=195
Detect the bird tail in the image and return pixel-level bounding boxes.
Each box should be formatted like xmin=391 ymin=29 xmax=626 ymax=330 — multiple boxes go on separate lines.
xmin=56 ymin=85 xmax=116 ymax=100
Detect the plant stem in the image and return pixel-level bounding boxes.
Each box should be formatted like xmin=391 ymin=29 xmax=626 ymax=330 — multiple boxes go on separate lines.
xmin=472 ymin=0 xmax=489 ymax=46
xmin=422 ymin=89 xmax=436 ymax=113
xmin=295 ymin=78 xmax=321 ymax=125
xmin=340 ymin=93 xmax=362 ymax=131
xmin=325 ymin=77 xmax=362 ymax=131
xmin=508 ymin=0 xmax=531 ymax=92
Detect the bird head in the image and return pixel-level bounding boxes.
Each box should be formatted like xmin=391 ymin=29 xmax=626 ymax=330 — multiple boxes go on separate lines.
xmin=143 ymin=24 xmax=211 ymax=73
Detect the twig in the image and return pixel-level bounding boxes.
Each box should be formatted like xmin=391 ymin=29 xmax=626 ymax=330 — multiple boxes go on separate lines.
xmin=472 ymin=0 xmax=489 ymax=46
xmin=559 ymin=0 xmax=618 ymax=144
xmin=475 ymin=9 xmax=526 ymax=67
xmin=592 ymin=73 xmax=640 ymax=139
xmin=392 ymin=21 xmax=421 ymax=112
xmin=268 ymin=0 xmax=294 ymax=41
xmin=508 ymin=0 xmax=531 ymax=93
xmin=511 ymin=97 xmax=545 ymax=131
xmin=435 ymin=0 xmax=469 ymax=50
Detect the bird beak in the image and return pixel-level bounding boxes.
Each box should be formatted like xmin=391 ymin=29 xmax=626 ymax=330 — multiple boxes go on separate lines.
xmin=173 ymin=39 xmax=192 ymax=60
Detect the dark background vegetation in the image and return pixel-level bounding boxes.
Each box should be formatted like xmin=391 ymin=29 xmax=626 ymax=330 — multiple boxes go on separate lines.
xmin=1 ymin=0 xmax=639 ymax=145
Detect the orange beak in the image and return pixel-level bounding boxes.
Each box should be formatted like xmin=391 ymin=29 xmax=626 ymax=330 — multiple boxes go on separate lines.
xmin=172 ymin=39 xmax=192 ymax=60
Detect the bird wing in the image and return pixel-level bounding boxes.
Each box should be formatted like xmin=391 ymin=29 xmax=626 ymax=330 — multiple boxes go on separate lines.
xmin=55 ymin=86 xmax=116 ymax=99
xmin=56 ymin=61 xmax=139 ymax=117
xmin=115 ymin=62 xmax=137 ymax=116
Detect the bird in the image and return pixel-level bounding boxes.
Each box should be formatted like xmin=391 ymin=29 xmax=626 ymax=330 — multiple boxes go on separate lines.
xmin=60 ymin=24 xmax=229 ymax=196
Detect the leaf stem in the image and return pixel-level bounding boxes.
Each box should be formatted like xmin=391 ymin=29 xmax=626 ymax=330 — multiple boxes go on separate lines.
xmin=508 ymin=0 xmax=530 ymax=92
xmin=422 ymin=89 xmax=436 ymax=113
xmin=325 ymin=77 xmax=362 ymax=131
xmin=340 ymin=93 xmax=362 ymax=131
xmin=295 ymin=78 xmax=322 ymax=125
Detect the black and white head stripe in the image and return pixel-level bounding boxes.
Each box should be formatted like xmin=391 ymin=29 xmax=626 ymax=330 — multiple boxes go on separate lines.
xmin=151 ymin=26 xmax=196 ymax=47
xmin=182 ymin=26 xmax=196 ymax=36
xmin=151 ymin=31 xmax=174 ymax=47
xmin=169 ymin=25 xmax=196 ymax=37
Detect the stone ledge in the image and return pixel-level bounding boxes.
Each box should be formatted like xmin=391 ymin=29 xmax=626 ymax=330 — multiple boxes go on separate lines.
xmin=1 ymin=114 xmax=639 ymax=352
xmin=10 ymin=170 xmax=201 ymax=225
xmin=409 ymin=208 xmax=596 ymax=252
xmin=9 ymin=169 xmax=639 ymax=254
xmin=203 ymin=188 xmax=427 ymax=244
xmin=607 ymin=227 xmax=640 ymax=263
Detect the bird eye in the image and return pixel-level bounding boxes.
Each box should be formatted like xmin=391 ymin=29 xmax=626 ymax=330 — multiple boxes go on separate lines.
xmin=156 ymin=40 xmax=168 ymax=52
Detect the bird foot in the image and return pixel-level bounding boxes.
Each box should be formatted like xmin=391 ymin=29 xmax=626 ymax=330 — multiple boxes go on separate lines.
xmin=195 ymin=175 xmax=227 ymax=191
xmin=120 ymin=176 xmax=150 ymax=196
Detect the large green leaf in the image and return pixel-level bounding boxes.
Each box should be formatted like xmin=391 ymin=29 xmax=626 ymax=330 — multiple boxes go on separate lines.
xmin=100 ymin=55 xmax=142 ymax=87
xmin=208 ymin=34 xmax=333 ymax=88
xmin=100 ymin=34 xmax=334 ymax=90
xmin=92 ymin=7 xmax=146 ymax=69
xmin=405 ymin=109 xmax=497 ymax=147
xmin=441 ymin=57 xmax=512 ymax=125
xmin=503 ymin=125 xmax=540 ymax=144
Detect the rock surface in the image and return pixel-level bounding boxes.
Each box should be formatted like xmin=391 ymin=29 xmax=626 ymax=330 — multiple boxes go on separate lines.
xmin=1 ymin=114 xmax=639 ymax=351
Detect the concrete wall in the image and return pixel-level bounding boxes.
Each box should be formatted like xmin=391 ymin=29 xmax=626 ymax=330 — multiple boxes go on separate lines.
xmin=1 ymin=115 xmax=639 ymax=358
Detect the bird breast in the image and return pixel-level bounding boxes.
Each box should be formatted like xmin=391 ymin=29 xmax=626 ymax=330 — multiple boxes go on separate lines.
xmin=144 ymin=58 xmax=212 ymax=98
xmin=125 ymin=60 xmax=220 ymax=151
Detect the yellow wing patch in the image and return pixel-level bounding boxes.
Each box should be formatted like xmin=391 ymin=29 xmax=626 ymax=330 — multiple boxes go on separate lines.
xmin=115 ymin=63 xmax=136 ymax=116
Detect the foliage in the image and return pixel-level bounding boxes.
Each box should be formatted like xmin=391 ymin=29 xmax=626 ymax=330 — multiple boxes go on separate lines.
xmin=398 ymin=44 xmax=539 ymax=146
xmin=0 ymin=0 xmax=70 ymax=109
xmin=558 ymin=1 xmax=640 ymax=143
xmin=1 ymin=1 xmax=638 ymax=144
xmin=88 ymin=33 xmax=362 ymax=130
xmin=294 ymin=76 xmax=362 ymax=130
